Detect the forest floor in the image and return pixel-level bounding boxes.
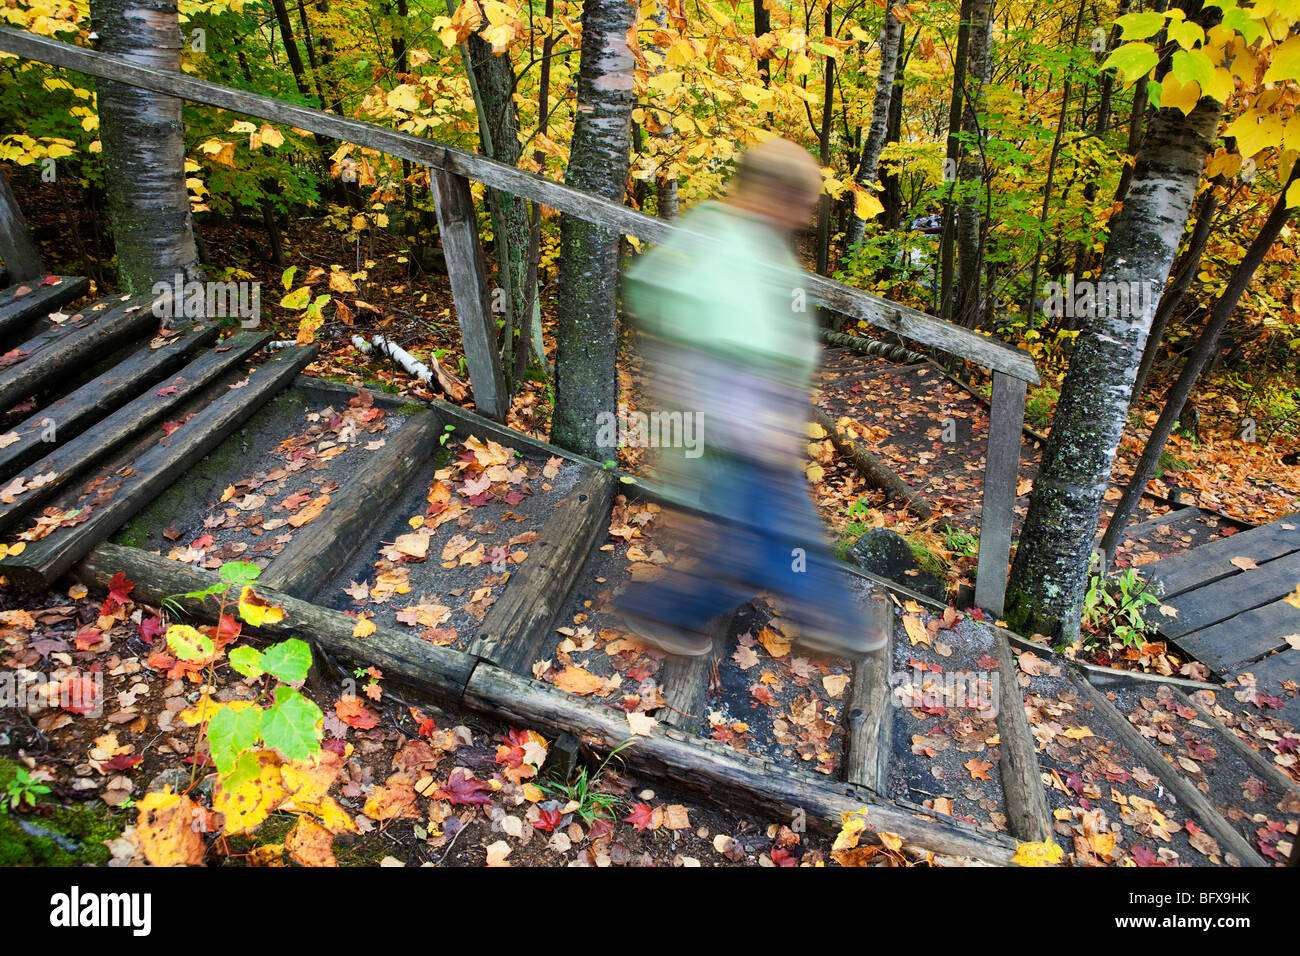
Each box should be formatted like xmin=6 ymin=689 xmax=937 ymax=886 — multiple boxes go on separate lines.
xmin=4 ymin=193 xmax=1298 ymax=866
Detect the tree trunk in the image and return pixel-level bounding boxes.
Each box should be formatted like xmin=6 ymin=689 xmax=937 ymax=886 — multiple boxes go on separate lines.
xmin=550 ymin=0 xmax=636 ymax=457
xmin=814 ymin=0 xmax=836 ymax=277
xmin=938 ymin=0 xmax=973 ymax=320
xmin=1003 ymin=0 xmax=1223 ymax=642
xmin=1099 ymin=164 xmax=1298 ymax=561
xmin=844 ymin=0 xmax=904 ymax=250
xmin=954 ymin=0 xmax=992 ymax=328
xmin=1129 ymin=186 xmax=1220 ymax=409
xmin=92 ymin=0 xmax=201 ymax=293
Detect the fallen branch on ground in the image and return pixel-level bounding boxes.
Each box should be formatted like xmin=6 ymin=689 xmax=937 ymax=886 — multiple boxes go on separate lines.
xmin=810 ymin=405 xmax=932 ymax=520
xmin=351 ymin=333 xmax=468 ymax=401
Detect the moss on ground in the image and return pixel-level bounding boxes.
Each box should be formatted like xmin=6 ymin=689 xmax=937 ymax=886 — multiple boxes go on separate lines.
xmin=0 ymin=759 xmax=125 ymax=866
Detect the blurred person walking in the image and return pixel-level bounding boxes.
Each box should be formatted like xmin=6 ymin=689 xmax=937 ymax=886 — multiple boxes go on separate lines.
xmin=613 ymin=137 xmax=888 ymax=658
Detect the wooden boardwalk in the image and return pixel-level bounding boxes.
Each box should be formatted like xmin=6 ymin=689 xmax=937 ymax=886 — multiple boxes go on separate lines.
xmin=1146 ymin=514 xmax=1300 ymax=726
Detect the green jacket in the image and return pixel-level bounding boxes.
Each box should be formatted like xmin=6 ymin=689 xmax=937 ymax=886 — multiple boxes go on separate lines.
xmin=624 ymin=201 xmax=819 ymax=394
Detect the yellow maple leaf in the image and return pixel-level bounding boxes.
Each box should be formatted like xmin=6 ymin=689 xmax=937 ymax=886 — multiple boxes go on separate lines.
xmin=1011 ymin=840 xmax=1064 ymax=867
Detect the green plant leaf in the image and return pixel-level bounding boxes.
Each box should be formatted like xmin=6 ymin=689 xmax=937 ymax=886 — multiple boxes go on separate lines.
xmin=220 ymin=561 xmax=262 ymax=586
xmin=258 ymin=639 xmax=312 ymax=685
xmin=261 ymin=686 xmax=322 ymax=762
xmin=166 ymin=624 xmax=214 ymax=661
xmin=207 ymin=705 xmax=263 ymax=777
xmin=228 ymin=645 xmax=264 ymax=678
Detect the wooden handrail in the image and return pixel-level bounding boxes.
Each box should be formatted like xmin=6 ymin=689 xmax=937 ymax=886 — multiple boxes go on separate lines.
xmin=0 ymin=26 xmax=1039 ymax=384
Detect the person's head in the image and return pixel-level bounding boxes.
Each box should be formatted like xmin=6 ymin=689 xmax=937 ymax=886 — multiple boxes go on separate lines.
xmin=725 ymin=138 xmax=823 ymax=234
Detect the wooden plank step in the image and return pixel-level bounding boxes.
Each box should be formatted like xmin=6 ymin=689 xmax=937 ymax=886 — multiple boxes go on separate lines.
xmin=468 ymin=468 xmax=615 ymax=673
xmin=74 ymin=539 xmax=1017 ymax=864
xmin=76 ymin=542 xmax=475 ymax=708
xmin=0 ymin=294 xmax=160 ymax=412
xmin=0 ymin=324 xmax=218 ymax=481
xmin=1144 ymin=518 xmax=1300 ymax=599
xmin=1174 ymin=598 xmax=1300 ymax=673
xmin=996 ymin=633 xmax=1055 ymax=844
xmin=0 ymin=330 xmax=267 ymax=531
xmin=259 ymin=409 xmax=444 ymax=599
xmin=0 ymin=345 xmax=316 ymax=590
xmin=843 ymin=589 xmax=893 ymax=792
xmin=1242 ymin=650 xmax=1300 ymax=729
xmin=659 ymin=610 xmax=736 ymax=730
xmin=1105 ymin=505 xmax=1208 ymax=544
xmin=0 ymin=276 xmax=90 ymax=343
xmin=1159 ymin=549 xmax=1300 ymax=640
xmin=1070 ymin=671 xmax=1268 ymax=866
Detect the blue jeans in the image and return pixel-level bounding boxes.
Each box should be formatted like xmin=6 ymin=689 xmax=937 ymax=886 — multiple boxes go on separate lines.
xmin=615 ymin=453 xmax=862 ymax=641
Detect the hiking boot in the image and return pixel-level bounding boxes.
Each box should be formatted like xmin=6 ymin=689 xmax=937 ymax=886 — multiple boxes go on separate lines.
xmin=796 ymin=621 xmax=889 ymax=657
xmin=622 ymin=612 xmax=714 ymax=657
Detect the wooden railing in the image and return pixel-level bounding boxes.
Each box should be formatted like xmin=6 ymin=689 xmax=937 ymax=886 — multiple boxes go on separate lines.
xmin=0 ymin=26 xmax=1039 ymax=615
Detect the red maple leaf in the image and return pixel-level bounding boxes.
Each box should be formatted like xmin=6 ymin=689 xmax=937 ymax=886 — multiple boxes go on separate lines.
xmin=533 ymin=807 xmax=563 ymax=832
xmin=439 ymin=768 xmax=492 ymax=806
xmin=156 ymin=385 xmax=179 ymax=397
xmin=160 ymin=421 xmax=184 ymax=436
xmin=101 ymin=570 xmax=135 ymax=615
xmin=770 ymin=847 xmax=798 ymax=867
xmin=625 ymin=802 xmax=656 ymax=831
xmin=59 ymin=676 xmax=99 ymax=715
xmin=139 ymin=615 xmax=166 ymax=644
xmin=103 ymin=753 xmax=143 ymax=772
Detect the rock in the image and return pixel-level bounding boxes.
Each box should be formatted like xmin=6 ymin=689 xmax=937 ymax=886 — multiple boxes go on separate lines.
xmin=845 ymin=528 xmax=946 ymax=602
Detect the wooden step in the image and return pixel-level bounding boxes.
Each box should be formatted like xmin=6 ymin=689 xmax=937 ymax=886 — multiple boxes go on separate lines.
xmin=0 ymin=276 xmax=90 ymax=343
xmin=1174 ymin=598 xmax=1300 ymax=673
xmin=0 ymin=294 xmax=160 ymax=412
xmin=1145 ymin=517 xmax=1300 ymax=599
xmin=0 ymin=323 xmax=218 ymax=481
xmin=994 ymin=633 xmax=1055 ymax=844
xmin=1159 ymin=549 xmax=1300 ymax=639
xmin=1243 ymin=650 xmax=1300 ymax=729
xmin=0 ymin=344 xmax=317 ymax=590
xmin=1108 ymin=678 xmax=1300 ymax=863
xmin=1104 ymin=505 xmax=1207 ymax=544
xmin=467 ymin=468 xmax=615 ymax=673
xmin=259 ymin=409 xmax=444 ymax=599
xmin=0 ymin=330 xmax=267 ymax=531
xmin=843 ymin=589 xmax=893 ymax=792
xmin=659 ymin=609 xmax=736 ymax=730
xmin=1070 ymin=670 xmax=1268 ymax=866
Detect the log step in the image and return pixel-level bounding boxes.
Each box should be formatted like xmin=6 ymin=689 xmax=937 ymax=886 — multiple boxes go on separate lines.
xmin=843 ymin=588 xmax=894 ymax=792
xmin=0 ymin=293 xmax=160 ymax=412
xmin=0 ymin=323 xmax=219 ymax=481
xmin=1068 ymin=669 xmax=1269 ymax=866
xmin=659 ymin=609 xmax=736 ymax=730
xmin=468 ymin=468 xmax=615 ymax=673
xmin=0 ymin=276 xmax=90 ymax=344
xmin=0 ymin=330 xmax=267 ymax=531
xmin=0 ymin=344 xmax=317 ymax=590
xmin=1094 ymin=673 xmax=1300 ymax=864
xmin=73 ymin=538 xmax=1018 ymax=863
xmin=259 ymin=408 xmax=445 ymax=599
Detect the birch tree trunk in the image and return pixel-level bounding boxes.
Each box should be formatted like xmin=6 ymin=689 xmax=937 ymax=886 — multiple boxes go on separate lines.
xmin=844 ymin=0 xmax=904 ymax=251
xmin=550 ymin=0 xmax=636 ymax=457
xmin=92 ymin=0 xmax=201 ymax=293
xmin=1003 ymin=7 xmax=1223 ymax=641
xmin=1099 ymin=164 xmax=1299 ymax=561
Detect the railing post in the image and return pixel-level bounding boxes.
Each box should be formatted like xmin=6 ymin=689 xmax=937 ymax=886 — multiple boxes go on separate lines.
xmin=974 ymin=371 xmax=1027 ymax=617
xmin=0 ymin=166 xmax=45 ymax=282
xmin=428 ymin=166 xmax=508 ymax=422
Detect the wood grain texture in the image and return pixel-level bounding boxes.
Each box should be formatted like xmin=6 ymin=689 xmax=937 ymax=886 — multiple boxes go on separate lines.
xmin=1 ymin=345 xmax=315 ymax=590
xmin=0 ymin=323 xmax=217 ymax=480
xmin=260 ymin=409 xmax=443 ymax=599
xmin=974 ymin=372 xmax=1027 ymax=616
xmin=0 ymin=329 xmax=264 ymax=531
xmin=429 ymin=167 xmax=507 ymax=421
xmin=843 ymin=589 xmax=894 ymax=792
xmin=468 ymin=468 xmax=614 ymax=674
